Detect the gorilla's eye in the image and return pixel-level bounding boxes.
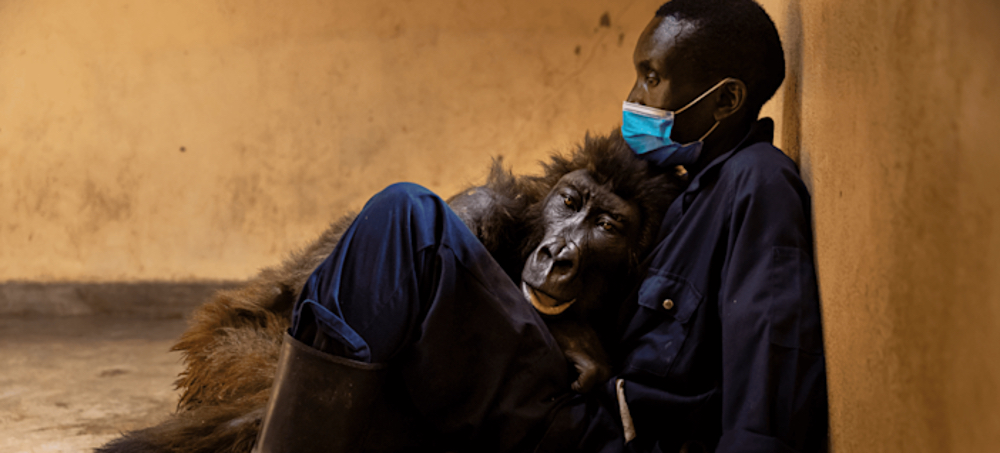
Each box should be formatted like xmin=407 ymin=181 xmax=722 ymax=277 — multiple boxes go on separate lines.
xmin=597 ymin=219 xmax=618 ymax=233
xmin=563 ymin=196 xmax=576 ymax=209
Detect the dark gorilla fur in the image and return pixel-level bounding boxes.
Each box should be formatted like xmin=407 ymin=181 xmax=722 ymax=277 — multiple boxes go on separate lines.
xmin=96 ymin=130 xmax=683 ymax=453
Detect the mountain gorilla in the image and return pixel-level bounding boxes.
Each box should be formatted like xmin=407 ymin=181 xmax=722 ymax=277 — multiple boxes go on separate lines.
xmin=96 ymin=130 xmax=683 ymax=453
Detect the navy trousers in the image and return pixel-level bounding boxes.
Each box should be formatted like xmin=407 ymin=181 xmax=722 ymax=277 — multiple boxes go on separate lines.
xmin=290 ymin=183 xmax=573 ymax=452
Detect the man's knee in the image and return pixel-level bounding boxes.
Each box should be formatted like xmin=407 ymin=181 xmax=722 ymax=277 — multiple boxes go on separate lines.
xmin=367 ymin=182 xmax=447 ymax=222
xmin=377 ymin=182 xmax=433 ymax=200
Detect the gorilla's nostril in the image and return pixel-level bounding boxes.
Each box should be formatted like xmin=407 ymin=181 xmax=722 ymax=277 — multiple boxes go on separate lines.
xmin=539 ymin=246 xmax=554 ymax=259
xmin=552 ymin=259 xmax=575 ymax=275
xmin=553 ymin=242 xmax=579 ymax=263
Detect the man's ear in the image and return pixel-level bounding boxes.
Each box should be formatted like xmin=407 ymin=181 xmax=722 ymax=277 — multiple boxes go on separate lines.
xmin=713 ymin=79 xmax=747 ymax=121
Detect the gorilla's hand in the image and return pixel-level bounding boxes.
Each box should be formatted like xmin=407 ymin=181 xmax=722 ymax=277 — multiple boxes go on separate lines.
xmin=547 ymin=321 xmax=611 ymax=393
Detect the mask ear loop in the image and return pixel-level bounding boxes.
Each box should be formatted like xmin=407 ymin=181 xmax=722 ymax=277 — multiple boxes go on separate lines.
xmin=674 ymin=77 xmax=738 ymax=115
xmin=676 ymin=77 xmax=738 ymax=143
xmin=697 ymin=120 xmax=721 ymax=142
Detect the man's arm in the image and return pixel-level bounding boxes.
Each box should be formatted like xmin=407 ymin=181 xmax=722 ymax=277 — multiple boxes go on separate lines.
xmin=716 ymin=160 xmax=828 ymax=452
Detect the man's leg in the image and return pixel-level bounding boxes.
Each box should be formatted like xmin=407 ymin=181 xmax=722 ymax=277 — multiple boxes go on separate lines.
xmin=262 ymin=182 xmax=571 ymax=452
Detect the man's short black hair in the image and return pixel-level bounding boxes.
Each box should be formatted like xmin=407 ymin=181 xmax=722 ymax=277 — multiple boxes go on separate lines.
xmin=656 ymin=0 xmax=785 ymax=118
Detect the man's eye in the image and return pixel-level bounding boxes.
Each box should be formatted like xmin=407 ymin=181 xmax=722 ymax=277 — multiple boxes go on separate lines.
xmin=645 ymin=71 xmax=659 ymax=87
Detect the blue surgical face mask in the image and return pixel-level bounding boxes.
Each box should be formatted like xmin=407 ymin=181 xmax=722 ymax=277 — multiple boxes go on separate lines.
xmin=622 ymin=78 xmax=735 ymax=168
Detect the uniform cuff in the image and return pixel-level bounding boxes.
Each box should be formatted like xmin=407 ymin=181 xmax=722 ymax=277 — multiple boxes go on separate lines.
xmin=716 ymin=429 xmax=799 ymax=453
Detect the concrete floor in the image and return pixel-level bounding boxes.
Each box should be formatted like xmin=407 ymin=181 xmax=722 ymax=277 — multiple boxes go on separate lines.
xmin=0 ymin=315 xmax=188 ymax=453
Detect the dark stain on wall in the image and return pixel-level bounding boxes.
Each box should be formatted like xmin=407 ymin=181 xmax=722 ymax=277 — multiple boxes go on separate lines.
xmin=81 ymin=180 xmax=133 ymax=224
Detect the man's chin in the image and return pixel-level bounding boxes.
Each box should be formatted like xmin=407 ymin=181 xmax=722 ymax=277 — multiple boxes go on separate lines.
xmin=521 ymin=282 xmax=576 ymax=315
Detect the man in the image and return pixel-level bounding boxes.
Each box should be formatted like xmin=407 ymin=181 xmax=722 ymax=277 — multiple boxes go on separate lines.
xmin=548 ymin=0 xmax=828 ymax=451
xmin=254 ymin=0 xmax=827 ymax=452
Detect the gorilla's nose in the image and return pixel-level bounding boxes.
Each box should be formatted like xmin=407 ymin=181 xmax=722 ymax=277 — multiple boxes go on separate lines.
xmin=537 ymin=239 xmax=580 ymax=282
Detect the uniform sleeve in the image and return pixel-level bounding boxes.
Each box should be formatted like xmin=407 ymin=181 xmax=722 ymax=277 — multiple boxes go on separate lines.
xmin=715 ymin=160 xmax=828 ymax=452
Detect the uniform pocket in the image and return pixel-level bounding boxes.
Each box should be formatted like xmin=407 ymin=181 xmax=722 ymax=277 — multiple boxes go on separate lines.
xmin=766 ymin=247 xmax=823 ymax=353
xmin=627 ymin=272 xmax=704 ymax=377
xmin=637 ymin=273 xmax=703 ymax=321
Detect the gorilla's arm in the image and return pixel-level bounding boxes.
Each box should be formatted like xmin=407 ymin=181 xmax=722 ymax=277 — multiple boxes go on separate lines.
xmin=547 ymin=319 xmax=612 ymax=393
xmin=446 ymin=159 xmax=538 ymax=253
xmin=447 ymin=185 xmax=500 ymax=241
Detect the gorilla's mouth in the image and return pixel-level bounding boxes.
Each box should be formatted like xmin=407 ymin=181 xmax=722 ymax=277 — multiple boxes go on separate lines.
xmin=521 ymin=282 xmax=576 ymax=315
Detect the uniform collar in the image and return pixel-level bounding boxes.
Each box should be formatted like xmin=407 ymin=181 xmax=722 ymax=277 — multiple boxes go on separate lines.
xmin=682 ymin=118 xmax=775 ymax=195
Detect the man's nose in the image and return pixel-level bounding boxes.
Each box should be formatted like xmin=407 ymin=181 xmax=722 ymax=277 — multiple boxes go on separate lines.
xmin=626 ymin=82 xmax=645 ymax=105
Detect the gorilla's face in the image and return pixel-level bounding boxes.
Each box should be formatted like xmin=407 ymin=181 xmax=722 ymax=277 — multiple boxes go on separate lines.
xmin=520 ymin=169 xmax=642 ymax=316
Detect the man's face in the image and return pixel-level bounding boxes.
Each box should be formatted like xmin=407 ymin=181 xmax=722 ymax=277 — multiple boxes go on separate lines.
xmin=626 ymin=16 xmax=718 ymax=144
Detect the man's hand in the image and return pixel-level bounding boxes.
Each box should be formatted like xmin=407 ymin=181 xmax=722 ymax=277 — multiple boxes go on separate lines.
xmin=547 ymin=321 xmax=611 ymax=393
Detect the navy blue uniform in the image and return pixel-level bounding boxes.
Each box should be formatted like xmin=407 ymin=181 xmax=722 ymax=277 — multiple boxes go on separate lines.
xmin=549 ymin=120 xmax=828 ymax=452
xmin=290 ymin=119 xmax=827 ymax=452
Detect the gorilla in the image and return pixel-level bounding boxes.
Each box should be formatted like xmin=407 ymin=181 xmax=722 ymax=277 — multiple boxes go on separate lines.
xmin=96 ymin=130 xmax=683 ymax=453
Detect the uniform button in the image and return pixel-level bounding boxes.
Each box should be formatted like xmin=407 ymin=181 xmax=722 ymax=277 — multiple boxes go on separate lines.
xmin=662 ymin=299 xmax=674 ymax=310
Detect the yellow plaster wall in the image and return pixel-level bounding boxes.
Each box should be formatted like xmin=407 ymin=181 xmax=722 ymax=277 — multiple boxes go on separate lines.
xmin=759 ymin=0 xmax=1000 ymax=450
xmin=0 ymin=0 xmax=664 ymax=281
